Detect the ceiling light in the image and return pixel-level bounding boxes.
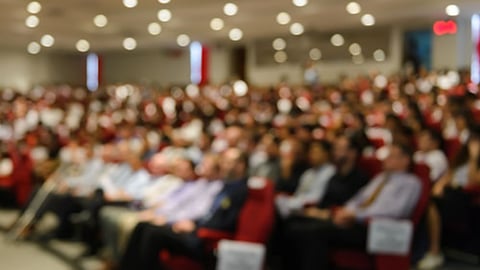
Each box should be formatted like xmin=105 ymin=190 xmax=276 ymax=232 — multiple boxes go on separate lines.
xmin=276 ymin=12 xmax=291 ymax=25
xmin=445 ymin=4 xmax=460 ymax=16
xmin=290 ymin=22 xmax=304 ymax=35
xmin=309 ymin=48 xmax=322 ymax=60
xmin=158 ymin=0 xmax=171 ymax=3
xmin=210 ymin=18 xmax=224 ymax=31
xmin=292 ymin=0 xmax=308 ymax=7
xmin=177 ymin=34 xmax=190 ymax=47
xmin=123 ymin=0 xmax=138 ymax=8
xmin=27 ymin=1 xmax=42 ymax=14
xmin=27 ymin=41 xmax=41 ymax=54
xmin=349 ymin=43 xmax=362 ymax=55
xmin=330 ymin=34 xmax=344 ymax=46
xmin=229 ymin=28 xmax=243 ymax=41
xmin=76 ymin=39 xmax=90 ymax=52
xmin=123 ymin=37 xmax=137 ymax=50
xmin=373 ymin=49 xmax=386 ymax=62
xmin=157 ymin=9 xmax=172 ymax=22
xmin=272 ymin=38 xmax=287 ymax=51
xmin=361 ymin=14 xmax=375 ymax=26
xmin=148 ymin=22 xmax=162 ymax=35
xmin=40 ymin=34 xmax=55 ymax=47
xmin=352 ymin=54 xmax=364 ymax=64
xmin=274 ymin=51 xmax=288 ymax=63
xmin=93 ymin=14 xmax=108 ymax=27
xmin=233 ymin=80 xmax=248 ymax=96
xmin=346 ymin=2 xmax=361 ymax=14
xmin=224 ymin=3 xmax=238 ymax=16
xmin=25 ymin=15 xmax=39 ymax=28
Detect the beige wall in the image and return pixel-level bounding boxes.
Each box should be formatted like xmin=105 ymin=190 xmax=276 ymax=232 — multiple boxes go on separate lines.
xmin=0 ymin=23 xmax=475 ymax=90
xmin=0 ymin=50 xmax=83 ymax=91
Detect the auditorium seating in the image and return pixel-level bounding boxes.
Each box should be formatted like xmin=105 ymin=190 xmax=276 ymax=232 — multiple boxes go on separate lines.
xmin=329 ymin=162 xmax=431 ymax=270
xmin=160 ymin=177 xmax=275 ymax=270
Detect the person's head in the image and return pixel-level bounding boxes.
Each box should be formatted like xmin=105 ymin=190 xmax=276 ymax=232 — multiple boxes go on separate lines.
xmin=196 ymin=153 xmax=220 ymax=180
xmin=224 ymin=125 xmax=244 ymax=147
xmin=308 ymin=140 xmax=332 ymax=167
xmin=382 ymin=143 xmax=413 ymax=173
xmin=452 ymin=108 xmax=473 ymax=132
xmin=333 ymin=135 xmax=361 ymax=167
xmin=148 ymin=153 xmax=169 ymax=176
xmin=259 ymin=134 xmax=279 ymax=159
xmin=417 ymin=128 xmax=443 ymax=152
xmin=172 ymin=157 xmax=196 ymax=180
xmin=220 ymin=147 xmax=248 ymax=181
xmin=279 ymin=137 xmax=304 ymax=162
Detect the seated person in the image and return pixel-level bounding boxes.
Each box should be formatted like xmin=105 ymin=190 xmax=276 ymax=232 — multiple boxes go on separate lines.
xmin=417 ymin=128 xmax=480 ymax=269
xmin=100 ymin=154 xmax=221 ymax=264
xmin=274 ymin=137 xmax=309 ymax=194
xmin=275 ymin=140 xmax=336 ymax=218
xmin=414 ymin=128 xmax=448 ymax=182
xmin=283 ymin=143 xmax=422 ymax=270
xmin=301 ymin=135 xmax=369 ymax=219
xmin=118 ymin=147 xmax=249 ymax=270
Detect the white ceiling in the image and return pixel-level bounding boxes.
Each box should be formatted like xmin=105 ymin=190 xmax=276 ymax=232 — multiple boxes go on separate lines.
xmin=1 ymin=0 xmax=480 ymax=53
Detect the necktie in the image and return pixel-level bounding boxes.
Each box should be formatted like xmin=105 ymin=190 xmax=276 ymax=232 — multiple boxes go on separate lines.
xmin=359 ymin=173 xmax=390 ymax=208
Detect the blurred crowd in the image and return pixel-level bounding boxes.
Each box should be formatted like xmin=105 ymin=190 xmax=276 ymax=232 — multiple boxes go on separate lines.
xmin=1 ymin=68 xmax=480 ymax=270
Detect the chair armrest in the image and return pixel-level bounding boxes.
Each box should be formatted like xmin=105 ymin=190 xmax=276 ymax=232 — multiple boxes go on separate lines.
xmin=196 ymin=228 xmax=235 ymax=251
xmin=464 ymin=184 xmax=480 ymax=194
xmin=197 ymin=228 xmax=235 ymax=240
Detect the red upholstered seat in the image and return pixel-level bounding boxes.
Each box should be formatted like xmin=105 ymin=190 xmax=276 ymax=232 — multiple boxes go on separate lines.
xmin=358 ymin=156 xmax=383 ymax=180
xmin=444 ymin=138 xmax=461 ymax=163
xmin=330 ymin=162 xmax=431 ymax=270
xmin=161 ymin=177 xmax=275 ymax=270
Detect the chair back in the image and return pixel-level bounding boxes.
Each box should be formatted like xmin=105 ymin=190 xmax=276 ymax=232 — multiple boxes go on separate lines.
xmin=234 ymin=177 xmax=275 ymax=244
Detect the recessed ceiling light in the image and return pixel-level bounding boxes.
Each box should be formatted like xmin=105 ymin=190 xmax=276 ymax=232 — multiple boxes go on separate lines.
xmin=148 ymin=22 xmax=162 ymax=35
xmin=123 ymin=0 xmax=138 ymax=8
xmin=274 ymin=51 xmax=288 ymax=63
xmin=123 ymin=37 xmax=137 ymax=50
xmin=27 ymin=1 xmax=42 ymax=14
xmin=272 ymin=38 xmax=287 ymax=51
xmin=330 ymin=34 xmax=344 ymax=46
xmin=27 ymin=41 xmax=41 ymax=54
xmin=177 ymin=34 xmax=191 ymax=47
xmin=346 ymin=2 xmax=361 ymax=15
xmin=158 ymin=0 xmax=171 ymax=3
xmin=349 ymin=43 xmax=362 ymax=55
xmin=276 ymin=12 xmax=291 ymax=25
xmin=76 ymin=39 xmax=90 ymax=52
xmin=361 ymin=14 xmax=375 ymax=26
xmin=309 ymin=48 xmax=322 ymax=60
xmin=157 ymin=9 xmax=172 ymax=22
xmin=93 ymin=14 xmax=108 ymax=27
xmin=40 ymin=34 xmax=55 ymax=47
xmin=229 ymin=28 xmax=243 ymax=41
xmin=445 ymin=4 xmax=460 ymax=16
xmin=292 ymin=0 xmax=308 ymax=7
xmin=373 ymin=49 xmax=386 ymax=62
xmin=224 ymin=3 xmax=238 ymax=16
xmin=290 ymin=23 xmax=304 ymax=36
xmin=210 ymin=18 xmax=224 ymax=31
xmin=25 ymin=15 xmax=39 ymax=28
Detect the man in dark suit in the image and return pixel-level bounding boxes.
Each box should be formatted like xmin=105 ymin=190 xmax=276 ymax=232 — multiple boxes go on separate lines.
xmin=119 ymin=147 xmax=249 ymax=270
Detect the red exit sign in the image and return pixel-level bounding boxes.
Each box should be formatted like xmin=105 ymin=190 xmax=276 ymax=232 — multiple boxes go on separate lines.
xmin=433 ymin=20 xmax=457 ymax=35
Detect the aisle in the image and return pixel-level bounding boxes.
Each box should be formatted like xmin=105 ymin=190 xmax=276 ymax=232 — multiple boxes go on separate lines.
xmin=0 ymin=209 xmax=101 ymax=270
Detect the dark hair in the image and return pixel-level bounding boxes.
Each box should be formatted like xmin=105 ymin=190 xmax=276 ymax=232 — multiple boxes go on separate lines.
xmin=310 ymin=140 xmax=332 ymax=159
xmin=391 ymin=142 xmax=414 ymax=160
xmin=421 ymin=127 xmax=444 ymax=150
xmin=451 ymin=125 xmax=480 ymax=169
xmin=345 ymin=135 xmax=363 ymax=155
